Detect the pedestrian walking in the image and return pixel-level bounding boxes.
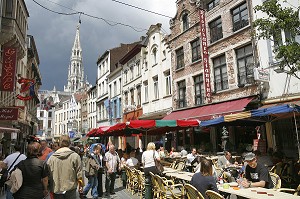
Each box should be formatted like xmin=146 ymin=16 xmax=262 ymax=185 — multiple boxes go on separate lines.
xmin=46 ymin=142 xmax=60 ymax=162
xmin=82 ymin=145 xmax=100 ymax=199
xmin=104 ymin=145 xmax=120 ymax=196
xmin=96 ymin=144 xmax=105 ymax=197
xmin=39 ymin=140 xmax=53 ymax=161
xmin=13 ymin=142 xmax=49 ymax=199
xmin=47 ymin=135 xmax=83 ymax=199
xmin=1 ymin=145 xmax=27 ymax=199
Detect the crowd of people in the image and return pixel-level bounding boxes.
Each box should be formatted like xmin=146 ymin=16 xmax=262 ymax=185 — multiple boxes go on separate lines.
xmin=0 ymin=137 xmax=150 ymax=199
xmin=0 ymin=138 xmax=296 ymax=199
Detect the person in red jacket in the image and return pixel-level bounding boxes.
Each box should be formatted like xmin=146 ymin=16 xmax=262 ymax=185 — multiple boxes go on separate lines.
xmin=38 ymin=140 xmax=52 ymax=161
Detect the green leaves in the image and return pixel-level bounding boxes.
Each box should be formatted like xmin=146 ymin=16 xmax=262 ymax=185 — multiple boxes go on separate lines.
xmin=253 ymin=0 xmax=300 ymax=79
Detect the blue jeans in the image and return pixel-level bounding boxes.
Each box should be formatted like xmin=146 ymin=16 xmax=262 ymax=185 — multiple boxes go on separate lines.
xmin=83 ymin=175 xmax=98 ymax=198
xmin=6 ymin=185 xmax=14 ymax=199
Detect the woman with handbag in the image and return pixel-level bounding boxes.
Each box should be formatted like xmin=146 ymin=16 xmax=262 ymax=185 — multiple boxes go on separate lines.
xmin=13 ymin=142 xmax=49 ymax=199
xmin=142 ymin=142 xmax=161 ymax=197
xmin=82 ymin=145 xmax=101 ymax=199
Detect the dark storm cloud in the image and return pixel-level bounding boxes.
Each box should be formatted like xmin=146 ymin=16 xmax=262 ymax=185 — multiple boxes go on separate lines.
xmin=26 ymin=0 xmax=176 ymax=90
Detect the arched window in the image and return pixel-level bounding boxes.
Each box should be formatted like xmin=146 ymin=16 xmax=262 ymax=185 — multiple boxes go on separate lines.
xmin=182 ymin=13 xmax=189 ymax=31
xmin=152 ymin=48 xmax=157 ymax=65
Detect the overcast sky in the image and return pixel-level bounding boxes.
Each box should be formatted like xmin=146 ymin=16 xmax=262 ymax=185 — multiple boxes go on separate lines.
xmin=26 ymin=0 xmax=177 ymax=90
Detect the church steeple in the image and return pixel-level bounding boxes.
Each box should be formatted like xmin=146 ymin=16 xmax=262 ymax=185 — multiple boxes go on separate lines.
xmin=64 ymin=22 xmax=84 ymax=93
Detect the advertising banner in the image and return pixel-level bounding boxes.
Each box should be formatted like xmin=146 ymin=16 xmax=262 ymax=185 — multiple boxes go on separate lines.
xmin=199 ymin=9 xmax=212 ymax=103
xmin=1 ymin=48 xmax=17 ymax=91
xmin=0 ymin=108 xmax=19 ymax=120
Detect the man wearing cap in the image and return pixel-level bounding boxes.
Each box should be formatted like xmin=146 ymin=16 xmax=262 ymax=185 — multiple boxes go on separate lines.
xmin=241 ymin=152 xmax=273 ymax=189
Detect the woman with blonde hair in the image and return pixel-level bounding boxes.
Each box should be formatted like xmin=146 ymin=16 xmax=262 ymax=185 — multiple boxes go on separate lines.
xmin=142 ymin=142 xmax=160 ymax=187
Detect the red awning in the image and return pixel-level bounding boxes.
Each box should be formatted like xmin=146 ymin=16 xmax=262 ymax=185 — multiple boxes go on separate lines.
xmin=163 ymin=97 xmax=254 ymax=121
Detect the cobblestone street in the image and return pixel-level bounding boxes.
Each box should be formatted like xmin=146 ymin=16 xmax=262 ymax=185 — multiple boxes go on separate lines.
xmin=0 ymin=174 xmax=140 ymax=199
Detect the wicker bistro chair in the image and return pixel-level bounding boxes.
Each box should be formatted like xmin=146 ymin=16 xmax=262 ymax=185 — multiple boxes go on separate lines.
xmin=150 ymin=172 xmax=161 ymax=199
xmin=124 ymin=166 xmax=131 ymax=191
xmin=135 ymin=169 xmax=145 ymax=198
xmin=277 ymin=184 xmax=300 ymax=195
xmin=170 ymin=161 xmax=177 ymax=169
xmin=184 ymin=184 xmax=205 ymax=199
xmin=176 ymin=162 xmax=186 ymax=171
xmin=270 ymin=172 xmax=281 ymax=189
xmin=125 ymin=166 xmax=139 ymax=195
xmin=205 ymin=190 xmax=225 ymax=199
xmin=155 ymin=174 xmax=184 ymax=199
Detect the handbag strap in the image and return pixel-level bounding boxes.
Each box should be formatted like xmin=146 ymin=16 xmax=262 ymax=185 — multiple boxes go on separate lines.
xmin=8 ymin=153 xmax=22 ymax=172
xmin=153 ymin=150 xmax=156 ymax=162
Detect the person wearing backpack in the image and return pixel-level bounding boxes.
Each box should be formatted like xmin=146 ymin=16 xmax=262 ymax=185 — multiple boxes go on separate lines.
xmin=82 ymin=145 xmax=101 ymax=199
xmin=1 ymin=145 xmax=26 ymax=199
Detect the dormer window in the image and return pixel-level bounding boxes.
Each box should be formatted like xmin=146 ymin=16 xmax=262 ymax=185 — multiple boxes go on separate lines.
xmin=182 ymin=13 xmax=189 ymax=31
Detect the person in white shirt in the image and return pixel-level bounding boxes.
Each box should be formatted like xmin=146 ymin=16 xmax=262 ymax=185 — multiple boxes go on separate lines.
xmin=180 ymin=147 xmax=188 ymax=157
xmin=142 ymin=142 xmax=160 ymax=173
xmin=2 ymin=144 xmax=27 ymax=199
xmin=126 ymin=151 xmax=139 ymax=168
xmin=186 ymin=148 xmax=197 ymax=172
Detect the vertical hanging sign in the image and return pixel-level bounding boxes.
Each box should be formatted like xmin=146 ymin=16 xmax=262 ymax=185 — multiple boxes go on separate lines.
xmin=1 ymin=48 xmax=17 ymax=91
xmin=199 ymin=10 xmax=212 ymax=103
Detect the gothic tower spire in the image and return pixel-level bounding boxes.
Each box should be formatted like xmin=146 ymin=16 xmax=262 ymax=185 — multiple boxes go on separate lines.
xmin=64 ymin=22 xmax=84 ymax=93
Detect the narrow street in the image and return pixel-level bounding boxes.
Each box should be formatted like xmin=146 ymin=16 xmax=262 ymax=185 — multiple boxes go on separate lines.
xmin=0 ymin=175 xmax=140 ymax=199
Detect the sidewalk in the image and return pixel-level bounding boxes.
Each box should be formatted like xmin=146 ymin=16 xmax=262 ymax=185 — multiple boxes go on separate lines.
xmin=0 ymin=175 xmax=140 ymax=199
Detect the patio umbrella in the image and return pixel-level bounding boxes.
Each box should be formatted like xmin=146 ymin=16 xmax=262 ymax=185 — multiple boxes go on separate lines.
xmin=86 ymin=128 xmax=98 ymax=137
xmin=86 ymin=126 xmax=110 ymax=137
xmin=250 ymin=103 xmax=300 ymax=159
xmin=250 ymin=104 xmax=300 ymax=122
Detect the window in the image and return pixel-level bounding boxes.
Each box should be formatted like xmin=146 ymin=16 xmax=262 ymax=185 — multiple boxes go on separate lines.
xmin=207 ymin=0 xmax=219 ymax=11
xmin=152 ymin=48 xmax=157 ymax=65
xmin=130 ymin=89 xmax=134 ymax=105
xmin=137 ymin=86 xmax=141 ymax=107
xmin=182 ymin=13 xmax=189 ymax=31
xmin=136 ymin=61 xmax=141 ymax=76
xmin=191 ymin=38 xmax=201 ymax=62
xmin=109 ymin=85 xmax=112 ymax=98
xmin=178 ymin=81 xmax=186 ymax=108
xmin=114 ymin=82 xmax=117 ymax=96
xmin=5 ymin=0 xmax=13 ymax=17
xmin=48 ymin=111 xmax=52 ymax=118
xmin=130 ymin=66 xmax=134 ymax=80
xmin=165 ymin=71 xmax=171 ymax=96
xmin=114 ymin=99 xmax=117 ymax=118
xmin=232 ymin=3 xmax=249 ymax=32
xmin=153 ymin=76 xmax=159 ymax=100
xmin=236 ymin=44 xmax=254 ymax=85
xmin=40 ymin=111 xmax=44 ymax=117
xmin=48 ymin=120 xmax=51 ymax=128
xmin=119 ymin=78 xmax=122 ymax=94
xmin=209 ymin=17 xmax=223 ymax=43
xmin=213 ymin=55 xmax=228 ymax=91
xmin=124 ymin=92 xmax=128 ymax=106
xmin=144 ymin=81 xmax=148 ymax=102
xmin=176 ymin=47 xmax=184 ymax=69
xmin=124 ymin=70 xmax=128 ymax=83
xmin=194 ymin=75 xmax=204 ymax=105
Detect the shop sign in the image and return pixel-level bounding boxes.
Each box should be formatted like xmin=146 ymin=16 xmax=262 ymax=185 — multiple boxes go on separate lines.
xmin=1 ymin=48 xmax=17 ymax=91
xmin=253 ymin=68 xmax=270 ymax=82
xmin=199 ymin=9 xmax=212 ymax=103
xmin=0 ymin=108 xmax=18 ymax=120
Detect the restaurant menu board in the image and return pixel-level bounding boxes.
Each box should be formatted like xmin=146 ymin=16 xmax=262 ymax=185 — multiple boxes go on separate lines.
xmin=253 ymin=139 xmax=266 ymax=154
